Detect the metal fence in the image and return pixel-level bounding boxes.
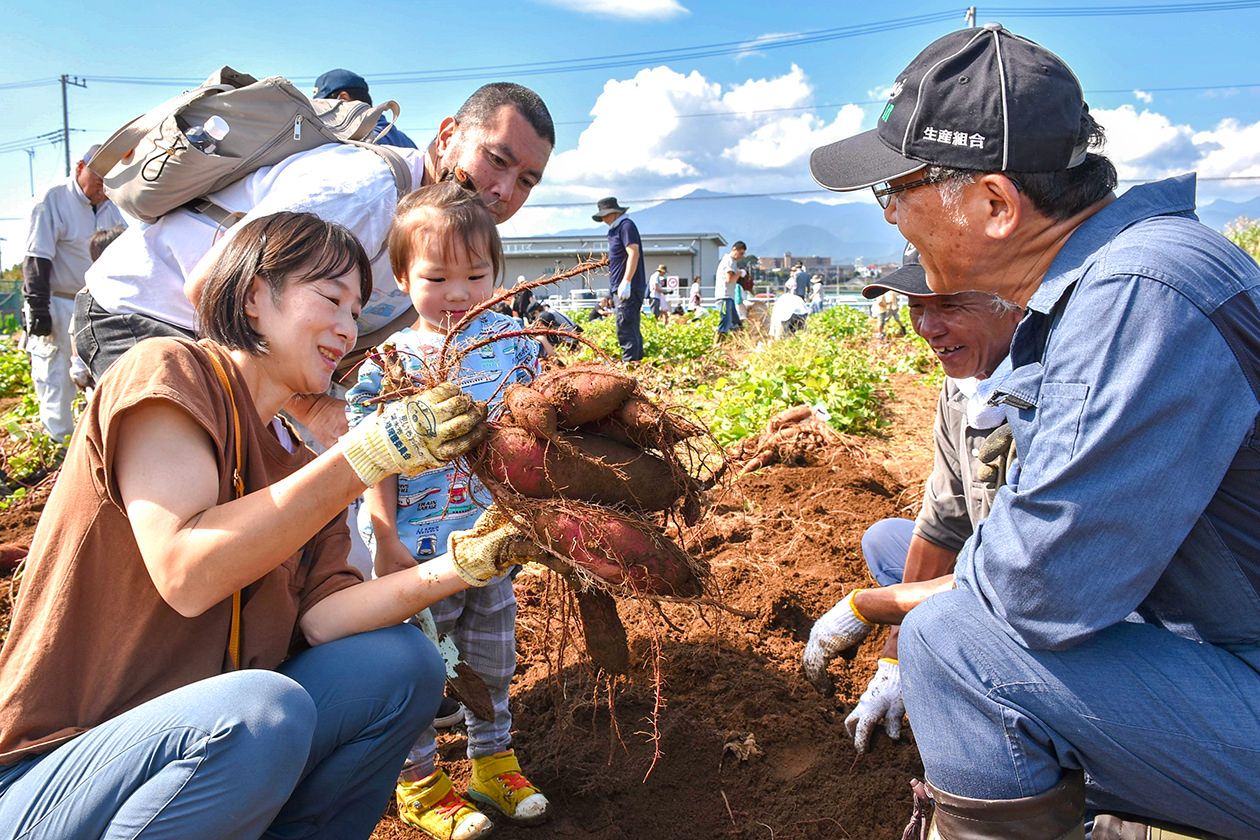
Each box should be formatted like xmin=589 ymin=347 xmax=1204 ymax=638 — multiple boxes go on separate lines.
xmin=0 ymin=279 xmax=20 ymax=324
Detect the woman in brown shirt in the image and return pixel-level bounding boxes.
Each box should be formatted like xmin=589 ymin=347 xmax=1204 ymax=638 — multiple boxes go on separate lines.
xmin=0 ymin=211 xmax=515 ymax=839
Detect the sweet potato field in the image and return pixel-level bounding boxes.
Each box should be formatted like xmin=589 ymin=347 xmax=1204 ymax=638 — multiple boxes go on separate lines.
xmin=0 ymin=314 xmax=944 ymax=839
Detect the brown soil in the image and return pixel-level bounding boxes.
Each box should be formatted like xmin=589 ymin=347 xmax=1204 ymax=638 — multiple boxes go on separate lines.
xmin=0 ymin=364 xmax=941 ymax=840
xmin=371 ymin=368 xmax=940 ymax=840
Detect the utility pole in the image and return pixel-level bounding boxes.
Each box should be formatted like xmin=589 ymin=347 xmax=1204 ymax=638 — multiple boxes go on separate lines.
xmin=965 ymin=6 xmax=976 ymax=27
xmin=26 ymin=149 xmax=36 ymax=196
xmin=60 ymin=75 xmax=86 ymax=176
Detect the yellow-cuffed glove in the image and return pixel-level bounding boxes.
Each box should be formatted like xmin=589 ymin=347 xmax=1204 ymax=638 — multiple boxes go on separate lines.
xmin=342 ymin=382 xmax=487 ymax=487
xmin=801 ymin=590 xmax=876 ymax=696
xmin=449 ymin=506 xmax=545 ymax=587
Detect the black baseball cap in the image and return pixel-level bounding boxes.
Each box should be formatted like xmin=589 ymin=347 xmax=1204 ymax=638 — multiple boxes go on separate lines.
xmin=862 ymin=242 xmax=930 ymax=299
xmin=811 ymin=23 xmax=1090 ymax=192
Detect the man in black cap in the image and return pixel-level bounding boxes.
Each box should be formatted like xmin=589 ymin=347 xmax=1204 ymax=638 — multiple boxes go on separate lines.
xmin=313 ymin=68 xmax=417 ymax=149
xmin=806 ymin=22 xmax=1260 ymax=840
xmin=595 ymin=197 xmax=645 ymax=361
xmin=803 ymin=241 xmax=1022 ymax=755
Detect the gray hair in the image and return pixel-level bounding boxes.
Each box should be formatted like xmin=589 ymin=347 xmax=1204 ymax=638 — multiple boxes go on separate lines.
xmin=989 ymin=294 xmax=1023 ymax=316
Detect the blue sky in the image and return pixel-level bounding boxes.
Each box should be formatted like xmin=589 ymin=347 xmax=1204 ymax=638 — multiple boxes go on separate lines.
xmin=4 ymin=0 xmax=1260 ymax=261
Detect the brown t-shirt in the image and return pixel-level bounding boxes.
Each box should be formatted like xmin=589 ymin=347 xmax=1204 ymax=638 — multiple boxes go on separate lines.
xmin=0 ymin=338 xmax=361 ymax=764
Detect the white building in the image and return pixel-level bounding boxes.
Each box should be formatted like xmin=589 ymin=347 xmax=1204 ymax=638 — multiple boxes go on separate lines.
xmin=502 ymin=232 xmax=728 ymax=308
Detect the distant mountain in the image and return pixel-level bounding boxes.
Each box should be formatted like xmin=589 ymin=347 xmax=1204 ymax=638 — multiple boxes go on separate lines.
xmin=558 ymin=188 xmax=906 ymax=265
xmin=1197 ymin=196 xmax=1260 ymax=232
xmin=558 ymin=188 xmax=1260 ymax=264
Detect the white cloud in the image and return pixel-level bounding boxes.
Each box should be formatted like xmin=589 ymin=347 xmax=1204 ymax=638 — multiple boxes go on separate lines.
xmin=1092 ymin=104 xmax=1199 ymax=181
xmin=1134 ymin=90 xmax=1152 ymax=104
xmin=1092 ymin=105 xmax=1260 ymax=200
xmin=533 ymin=0 xmax=688 ymax=20
xmin=736 ymin=32 xmax=801 ymax=60
xmin=541 ymin=64 xmax=868 ymax=211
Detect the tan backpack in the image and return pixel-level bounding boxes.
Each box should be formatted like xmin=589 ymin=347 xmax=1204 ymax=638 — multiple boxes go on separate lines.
xmin=89 ymin=66 xmax=411 ymax=225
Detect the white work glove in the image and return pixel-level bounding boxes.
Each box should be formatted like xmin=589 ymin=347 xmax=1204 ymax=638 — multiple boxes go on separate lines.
xmin=801 ymin=590 xmax=876 ymax=696
xmin=845 ymin=658 xmax=904 ymax=753
xmin=342 ymin=382 xmax=486 ymax=486
xmin=449 ymin=506 xmax=544 ymax=587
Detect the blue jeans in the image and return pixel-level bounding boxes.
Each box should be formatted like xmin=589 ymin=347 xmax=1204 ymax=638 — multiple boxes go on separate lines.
xmin=0 ymin=624 xmax=443 ymax=840
xmin=860 ymin=518 xmax=914 ymax=587
xmin=716 ymin=298 xmax=740 ymax=334
xmin=900 ymin=589 xmax=1260 ymax=839
xmin=615 ymin=291 xmax=644 ymax=361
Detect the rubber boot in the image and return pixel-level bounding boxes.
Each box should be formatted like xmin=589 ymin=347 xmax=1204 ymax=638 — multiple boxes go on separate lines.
xmin=1093 ymin=814 xmax=1227 ymax=840
xmin=905 ymin=771 xmax=1087 ymax=840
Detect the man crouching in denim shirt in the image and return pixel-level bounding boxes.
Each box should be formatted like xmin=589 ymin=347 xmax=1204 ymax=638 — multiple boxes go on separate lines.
xmin=805 ymin=22 xmax=1260 ymax=840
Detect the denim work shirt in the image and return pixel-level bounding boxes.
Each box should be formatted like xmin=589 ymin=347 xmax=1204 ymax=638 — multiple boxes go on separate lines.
xmin=954 ymin=175 xmax=1260 ymax=668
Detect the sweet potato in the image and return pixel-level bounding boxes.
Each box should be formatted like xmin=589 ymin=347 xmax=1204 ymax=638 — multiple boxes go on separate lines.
xmin=503 ymin=384 xmax=557 ymax=440
xmin=0 ymin=542 xmax=27 ymax=573
xmin=574 ymin=588 xmax=630 ymax=674
xmin=530 ymin=502 xmax=702 ymax=597
xmin=533 ymin=365 xmax=636 ymax=427
xmin=480 ymin=427 xmax=688 ymax=511
xmin=581 ymin=396 xmax=703 ymax=450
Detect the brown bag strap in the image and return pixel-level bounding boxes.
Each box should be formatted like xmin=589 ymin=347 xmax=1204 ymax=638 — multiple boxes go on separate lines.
xmin=202 ymin=343 xmax=244 ymax=670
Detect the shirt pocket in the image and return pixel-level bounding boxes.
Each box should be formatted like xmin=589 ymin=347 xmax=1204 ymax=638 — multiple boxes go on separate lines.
xmin=991 ymin=361 xmax=1091 ymax=475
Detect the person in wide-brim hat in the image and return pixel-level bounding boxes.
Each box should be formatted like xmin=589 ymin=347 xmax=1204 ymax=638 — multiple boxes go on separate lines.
xmin=592 ymin=196 xmax=629 ymax=222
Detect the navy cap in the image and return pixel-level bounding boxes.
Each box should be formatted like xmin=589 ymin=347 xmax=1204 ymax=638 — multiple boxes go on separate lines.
xmin=811 ymin=23 xmax=1089 ymax=192
xmin=862 ymin=242 xmax=930 ymax=299
xmin=313 ymin=69 xmax=369 ymax=99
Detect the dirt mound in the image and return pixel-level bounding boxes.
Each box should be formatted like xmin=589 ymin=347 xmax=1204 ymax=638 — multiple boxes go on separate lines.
xmin=373 ymin=439 xmax=926 ymax=840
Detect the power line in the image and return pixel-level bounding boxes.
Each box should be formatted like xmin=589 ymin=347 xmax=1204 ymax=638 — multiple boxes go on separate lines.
xmin=21 ymin=0 xmax=1259 ymax=91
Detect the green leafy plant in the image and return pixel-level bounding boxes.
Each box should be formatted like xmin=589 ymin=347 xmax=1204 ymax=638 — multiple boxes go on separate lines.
xmin=1226 ymin=216 xmax=1260 ymax=262
xmin=0 ymin=336 xmax=33 ymax=400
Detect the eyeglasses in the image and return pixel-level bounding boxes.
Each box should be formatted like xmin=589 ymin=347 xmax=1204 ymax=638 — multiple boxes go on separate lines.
xmin=871 ymin=175 xmax=946 ymax=209
xmin=872 ymin=173 xmax=1024 ymax=209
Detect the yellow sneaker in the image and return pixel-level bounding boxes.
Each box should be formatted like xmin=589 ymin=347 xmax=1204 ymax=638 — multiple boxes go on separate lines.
xmin=396 ymin=770 xmax=493 ymax=840
xmin=468 ymin=749 xmax=550 ymax=824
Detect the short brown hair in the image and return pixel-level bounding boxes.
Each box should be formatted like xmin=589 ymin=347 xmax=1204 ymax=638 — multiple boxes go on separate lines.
xmin=197 ymin=212 xmax=372 ymax=354
xmin=387 ymin=182 xmax=503 ymax=286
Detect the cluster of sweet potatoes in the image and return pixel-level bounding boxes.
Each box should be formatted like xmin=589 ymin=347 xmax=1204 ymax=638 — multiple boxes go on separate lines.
xmin=469 ymin=364 xmax=713 ymax=673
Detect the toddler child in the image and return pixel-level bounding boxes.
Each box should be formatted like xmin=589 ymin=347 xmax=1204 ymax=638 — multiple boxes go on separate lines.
xmin=347 ymin=181 xmax=548 ymax=840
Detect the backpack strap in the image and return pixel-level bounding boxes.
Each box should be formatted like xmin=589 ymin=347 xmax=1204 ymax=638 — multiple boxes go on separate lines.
xmin=347 ymin=140 xmax=412 ymax=202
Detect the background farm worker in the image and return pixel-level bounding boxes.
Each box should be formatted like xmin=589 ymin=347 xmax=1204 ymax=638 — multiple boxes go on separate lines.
xmin=82 ymin=82 xmax=553 ymax=446
xmin=589 ymin=294 xmax=614 ymax=321
xmin=714 ymin=240 xmax=745 ymax=335
xmin=22 ymin=144 xmax=125 ymax=441
xmin=807 ymin=22 xmax=1260 ymax=840
xmin=767 ymin=278 xmax=810 ymax=339
xmin=803 ymin=240 xmax=1023 ymax=754
xmin=347 ymin=183 xmax=549 ymax=840
xmin=791 ymin=261 xmax=810 ymax=296
xmin=0 ymin=211 xmax=533 ymax=839
xmin=688 ymin=274 xmax=703 ymax=312
xmin=875 ymin=288 xmax=907 ymax=337
xmin=313 ymin=67 xmax=418 ymax=149
xmin=808 ymin=276 xmax=825 ymax=314
xmin=526 ymin=300 xmax=583 ymax=350
xmin=649 ymin=264 xmax=669 ymax=321
xmin=595 ymin=196 xmax=645 ymax=362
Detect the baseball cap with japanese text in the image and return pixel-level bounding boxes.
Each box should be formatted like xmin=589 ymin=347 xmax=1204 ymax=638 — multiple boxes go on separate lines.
xmin=810 ymin=23 xmax=1091 ymax=192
